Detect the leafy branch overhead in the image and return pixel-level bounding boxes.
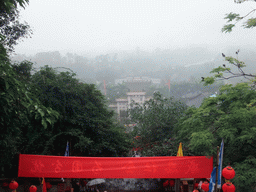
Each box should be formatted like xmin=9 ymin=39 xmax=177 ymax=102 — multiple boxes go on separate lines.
xmin=222 ymin=1 xmax=256 ymax=33
xmin=0 ymin=0 xmax=29 ymax=12
xmin=0 ymin=0 xmax=32 ymax=52
xmin=202 ymin=51 xmax=256 ymax=86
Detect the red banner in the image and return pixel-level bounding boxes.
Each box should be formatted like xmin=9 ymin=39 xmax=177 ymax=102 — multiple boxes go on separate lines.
xmin=18 ymin=154 xmax=213 ymax=178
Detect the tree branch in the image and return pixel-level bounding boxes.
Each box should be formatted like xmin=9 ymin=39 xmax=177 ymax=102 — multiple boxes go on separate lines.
xmin=234 ymin=9 xmax=256 ymax=25
xmin=240 ymin=9 xmax=256 ymax=20
xmin=225 ymin=68 xmax=241 ymax=76
xmin=222 ymin=67 xmax=256 ymax=81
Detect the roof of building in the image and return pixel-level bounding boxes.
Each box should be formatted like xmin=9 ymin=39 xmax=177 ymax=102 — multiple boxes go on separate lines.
xmin=116 ymin=98 xmax=128 ymax=102
xmin=127 ymin=92 xmax=146 ymax=95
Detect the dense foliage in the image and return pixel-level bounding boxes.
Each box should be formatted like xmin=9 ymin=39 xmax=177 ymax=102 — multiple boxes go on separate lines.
xmin=30 ymin=65 xmax=130 ymax=157
xmin=1 ymin=54 xmax=131 ymax=178
xmin=200 ymin=5 xmax=256 ymax=188
xmin=129 ymin=92 xmax=189 ymax=156
xmin=0 ymin=0 xmax=29 ymax=12
xmin=0 ymin=0 xmax=58 ymax=177
xmin=0 ymin=61 xmax=59 ymax=177
xmin=177 ymin=83 xmax=256 ymax=191
xmin=1 ymin=59 xmax=132 ymax=174
xmin=0 ymin=0 xmax=31 ymax=52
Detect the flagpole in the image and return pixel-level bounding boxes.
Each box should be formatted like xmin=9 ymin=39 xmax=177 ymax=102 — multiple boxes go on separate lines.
xmin=70 ymin=141 xmax=71 ymax=156
xmin=217 ymin=139 xmax=224 ymax=191
xmin=215 ymin=146 xmax=219 ymax=192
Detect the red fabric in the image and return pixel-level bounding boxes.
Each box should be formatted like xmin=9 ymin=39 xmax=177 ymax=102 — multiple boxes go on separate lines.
xmin=163 ymin=180 xmax=175 ymax=187
xmin=169 ymin=180 xmax=175 ymax=187
xmin=18 ymin=154 xmax=213 ymax=178
xmin=46 ymin=182 xmax=52 ymax=189
xmin=163 ymin=181 xmax=169 ymax=188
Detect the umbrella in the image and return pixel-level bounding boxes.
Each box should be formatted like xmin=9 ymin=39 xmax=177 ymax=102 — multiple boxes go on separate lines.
xmin=86 ymin=179 xmax=105 ymax=186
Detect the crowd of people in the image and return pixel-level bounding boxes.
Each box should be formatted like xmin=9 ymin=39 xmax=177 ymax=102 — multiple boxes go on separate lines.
xmin=70 ymin=178 xmax=211 ymax=192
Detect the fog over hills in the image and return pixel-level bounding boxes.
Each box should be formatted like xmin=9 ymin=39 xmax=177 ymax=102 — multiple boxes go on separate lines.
xmin=11 ymin=45 xmax=256 ymax=85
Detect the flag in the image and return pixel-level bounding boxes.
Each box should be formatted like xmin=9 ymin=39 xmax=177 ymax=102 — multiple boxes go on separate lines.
xmin=208 ymin=167 xmax=216 ymax=192
xmin=42 ymin=178 xmax=47 ymax=192
xmin=217 ymin=139 xmax=224 ymax=189
xmin=61 ymin=141 xmax=69 ymax=182
xmin=65 ymin=141 xmax=69 ymax=156
xmin=177 ymin=142 xmax=183 ymax=156
xmin=209 ymin=139 xmax=224 ymax=191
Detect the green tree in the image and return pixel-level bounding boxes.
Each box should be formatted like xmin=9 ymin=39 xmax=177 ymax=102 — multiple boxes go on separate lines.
xmin=0 ymin=0 xmax=61 ymax=177
xmin=0 ymin=0 xmax=29 ymax=12
xmin=129 ymin=92 xmax=189 ymax=156
xmin=197 ymin=1 xmax=256 ymax=190
xmin=222 ymin=0 xmax=256 ymax=33
xmin=1 ymin=61 xmax=60 ymax=177
xmin=1 ymin=60 xmax=60 ymax=176
xmin=30 ymin=65 xmax=131 ymax=157
xmin=0 ymin=0 xmax=32 ymax=52
xmin=177 ymin=83 xmax=256 ymax=191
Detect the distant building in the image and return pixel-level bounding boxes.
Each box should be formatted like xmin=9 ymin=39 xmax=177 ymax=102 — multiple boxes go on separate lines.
xmin=109 ymin=91 xmax=151 ymax=121
xmin=127 ymin=92 xmax=147 ymax=106
xmin=115 ymin=76 xmax=161 ymax=85
xmin=109 ymin=77 xmax=152 ymax=122
xmin=116 ymin=98 xmax=128 ymax=117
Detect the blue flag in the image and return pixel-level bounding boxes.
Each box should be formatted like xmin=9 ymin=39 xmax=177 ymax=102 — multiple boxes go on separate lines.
xmin=65 ymin=141 xmax=69 ymax=156
xmin=61 ymin=141 xmax=69 ymax=182
xmin=217 ymin=139 xmax=224 ymax=189
xmin=208 ymin=167 xmax=216 ymax=192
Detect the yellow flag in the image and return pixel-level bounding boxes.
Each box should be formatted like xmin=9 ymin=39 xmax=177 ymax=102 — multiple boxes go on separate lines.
xmin=177 ymin=142 xmax=183 ymax=156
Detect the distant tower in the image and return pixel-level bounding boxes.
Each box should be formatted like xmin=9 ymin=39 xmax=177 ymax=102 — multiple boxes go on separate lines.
xmin=165 ymin=79 xmax=170 ymax=92
xmin=103 ymin=80 xmax=107 ymax=95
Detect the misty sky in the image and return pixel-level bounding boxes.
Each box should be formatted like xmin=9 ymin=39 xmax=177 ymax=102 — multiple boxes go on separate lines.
xmin=15 ymin=0 xmax=256 ymax=56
